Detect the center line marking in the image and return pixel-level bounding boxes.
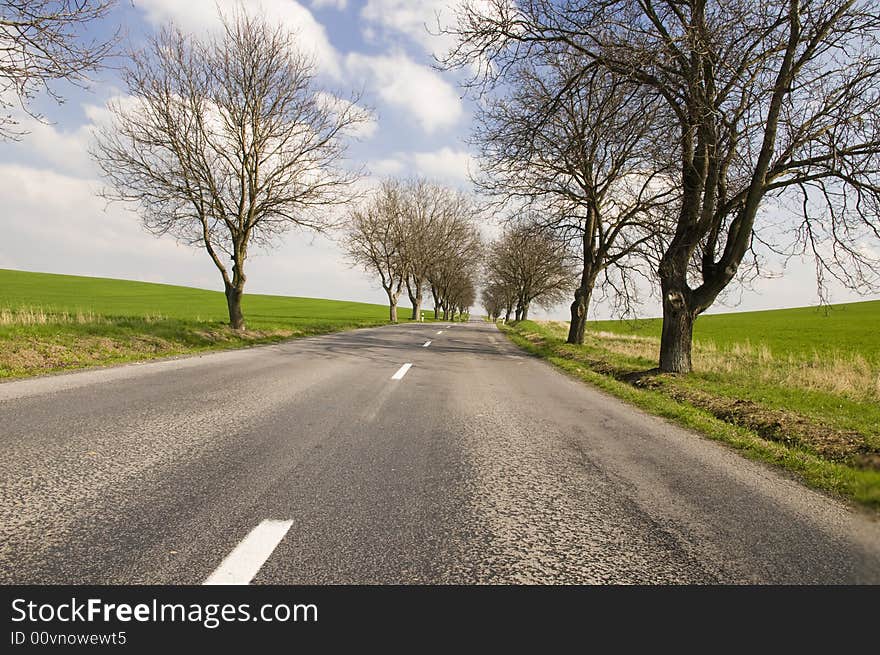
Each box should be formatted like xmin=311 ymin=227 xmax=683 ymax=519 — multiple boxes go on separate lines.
xmin=423 ymin=341 xmax=432 ymax=347
xmin=204 ymin=519 xmax=293 ymax=585
xmin=436 ymin=330 xmax=444 ymax=335
xmin=392 ymin=363 xmax=413 ymax=380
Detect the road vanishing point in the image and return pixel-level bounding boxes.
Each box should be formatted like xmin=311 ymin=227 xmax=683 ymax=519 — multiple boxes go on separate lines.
xmin=1 ymin=321 xmax=879 ymax=584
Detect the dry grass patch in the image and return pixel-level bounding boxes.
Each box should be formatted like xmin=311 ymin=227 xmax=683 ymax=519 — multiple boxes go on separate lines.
xmin=543 ymin=321 xmax=880 ymax=403
xmin=523 ymin=320 xmax=880 ymax=471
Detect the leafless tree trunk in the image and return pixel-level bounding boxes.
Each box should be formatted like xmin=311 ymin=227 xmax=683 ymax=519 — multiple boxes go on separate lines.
xmin=0 ymin=0 xmax=117 ymax=140
xmin=406 ymin=276 xmax=423 ymax=320
xmin=92 ymin=10 xmax=364 ymax=330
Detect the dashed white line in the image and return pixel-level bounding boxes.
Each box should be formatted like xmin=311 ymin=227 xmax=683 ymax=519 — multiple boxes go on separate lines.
xmin=423 ymin=341 xmax=432 ymax=348
xmin=436 ymin=330 xmax=444 ymax=335
xmin=392 ymin=363 xmax=413 ymax=380
xmin=204 ymin=519 xmax=293 ymax=585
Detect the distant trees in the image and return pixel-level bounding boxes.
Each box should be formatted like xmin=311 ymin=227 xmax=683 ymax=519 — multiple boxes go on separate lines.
xmin=426 ymin=203 xmax=482 ymax=320
xmin=485 ymin=222 xmax=574 ymax=321
xmin=402 ymin=180 xmax=478 ymax=321
xmin=345 ymin=178 xmax=481 ymax=322
xmin=428 ymin=253 xmax=481 ymax=320
xmin=445 ymin=0 xmax=880 ymax=373
xmin=0 ymin=0 xmax=117 ymax=140
xmin=470 ymin=52 xmax=675 ymax=344
xmin=92 ymin=11 xmax=364 ymax=330
xmin=481 ymin=279 xmax=516 ymax=322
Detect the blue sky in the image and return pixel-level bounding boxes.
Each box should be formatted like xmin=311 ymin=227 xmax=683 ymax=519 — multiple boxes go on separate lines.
xmin=0 ymin=0 xmax=876 ymax=319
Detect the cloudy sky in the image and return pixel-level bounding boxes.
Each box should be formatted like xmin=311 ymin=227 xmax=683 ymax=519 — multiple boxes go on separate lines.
xmin=0 ymin=0 xmax=876 ymax=319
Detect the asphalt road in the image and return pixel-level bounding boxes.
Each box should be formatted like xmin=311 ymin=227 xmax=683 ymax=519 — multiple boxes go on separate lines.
xmin=1 ymin=321 xmax=879 ymax=584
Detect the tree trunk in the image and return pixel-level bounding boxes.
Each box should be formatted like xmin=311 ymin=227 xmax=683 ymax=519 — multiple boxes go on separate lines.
xmin=658 ymin=237 xmax=699 ymax=372
xmin=430 ymin=285 xmax=440 ymax=319
xmin=386 ymin=288 xmax=400 ymax=323
xmin=504 ymin=307 xmax=512 ymax=322
xmin=658 ymin=277 xmax=695 ymax=373
xmin=514 ymin=307 xmax=523 ymax=321
xmin=406 ymin=277 xmax=422 ymax=321
xmin=567 ymin=287 xmax=592 ymax=345
xmin=521 ymin=304 xmax=529 ymax=321
xmin=411 ymin=293 xmax=422 ymax=321
xmin=567 ymin=252 xmax=598 ymax=344
xmin=225 ymin=282 xmax=245 ymax=331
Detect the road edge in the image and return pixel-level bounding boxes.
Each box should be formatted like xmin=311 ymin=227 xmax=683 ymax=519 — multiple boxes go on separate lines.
xmin=497 ymin=321 xmax=880 ymax=518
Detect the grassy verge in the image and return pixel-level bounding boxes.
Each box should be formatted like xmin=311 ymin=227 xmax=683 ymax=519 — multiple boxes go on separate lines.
xmin=500 ymin=320 xmax=880 ymax=511
xmin=0 ymin=269 xmax=414 ymax=379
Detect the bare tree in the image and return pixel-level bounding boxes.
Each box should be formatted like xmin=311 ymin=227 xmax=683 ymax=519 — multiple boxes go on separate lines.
xmin=426 ymin=211 xmax=483 ymax=320
xmin=486 ymin=222 xmax=574 ymax=321
xmin=92 ymin=11 xmax=364 ymax=329
xmin=446 ymin=272 xmax=477 ymax=319
xmin=0 ymin=0 xmax=117 ymax=140
xmin=481 ymin=279 xmax=516 ymax=321
xmin=446 ymin=0 xmax=880 ymax=372
xmin=345 ymin=179 xmax=408 ymax=322
xmin=481 ymin=283 xmax=503 ymax=321
xmin=471 ymin=50 xmax=677 ymax=344
xmin=346 ymin=178 xmax=479 ymax=322
xmin=399 ymin=180 xmax=473 ymax=321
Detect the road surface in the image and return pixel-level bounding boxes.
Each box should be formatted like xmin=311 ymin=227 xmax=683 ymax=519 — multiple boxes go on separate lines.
xmin=1 ymin=321 xmax=878 ymax=584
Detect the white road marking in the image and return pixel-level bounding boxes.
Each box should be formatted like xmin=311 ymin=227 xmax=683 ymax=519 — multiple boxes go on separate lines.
xmin=392 ymin=363 xmax=413 ymax=380
xmin=436 ymin=330 xmax=444 ymax=335
xmin=423 ymin=341 xmax=432 ymax=348
xmin=204 ymin=519 xmax=293 ymax=585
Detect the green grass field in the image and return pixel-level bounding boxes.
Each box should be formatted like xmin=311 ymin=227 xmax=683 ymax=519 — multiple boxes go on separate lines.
xmin=588 ymin=301 xmax=880 ymax=361
xmin=502 ymin=300 xmax=880 ymax=509
xmin=0 ymin=269 xmax=426 ymax=378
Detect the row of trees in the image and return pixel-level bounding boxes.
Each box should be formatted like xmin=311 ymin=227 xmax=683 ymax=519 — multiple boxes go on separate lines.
xmin=345 ymin=179 xmax=482 ymax=322
xmin=482 ymin=223 xmax=573 ymax=322
xmin=444 ymin=0 xmax=880 ymax=373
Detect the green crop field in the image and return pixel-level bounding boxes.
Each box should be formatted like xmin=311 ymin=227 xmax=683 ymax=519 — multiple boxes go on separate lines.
xmin=0 ymin=269 xmax=425 ymax=378
xmin=587 ymin=300 xmax=880 ymax=361
xmin=502 ymin=299 xmax=880 ymax=509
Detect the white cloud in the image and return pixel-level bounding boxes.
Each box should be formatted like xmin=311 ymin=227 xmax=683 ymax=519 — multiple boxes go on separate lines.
xmin=360 ymin=0 xmax=457 ymax=59
xmin=368 ymin=158 xmax=405 ymax=176
xmin=410 ymin=147 xmax=474 ymax=183
xmin=134 ymin=0 xmax=343 ymax=79
xmin=345 ymin=52 xmax=462 ymax=133
xmin=310 ymin=0 xmax=347 ymax=9
xmin=314 ymin=92 xmax=378 ymax=140
xmin=3 ymin=117 xmax=95 ymax=179
xmin=363 ymin=148 xmax=474 ymax=184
